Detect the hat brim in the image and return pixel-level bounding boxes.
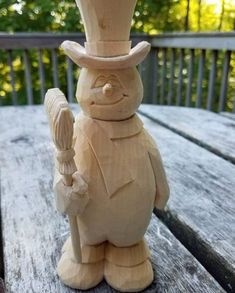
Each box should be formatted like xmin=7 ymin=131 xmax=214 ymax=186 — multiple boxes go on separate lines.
xmin=61 ymin=41 xmax=151 ymax=69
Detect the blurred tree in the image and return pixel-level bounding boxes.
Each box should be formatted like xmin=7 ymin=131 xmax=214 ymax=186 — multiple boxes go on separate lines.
xmin=0 ymin=0 xmax=234 ymax=33
xmin=0 ymin=0 xmax=234 ymax=110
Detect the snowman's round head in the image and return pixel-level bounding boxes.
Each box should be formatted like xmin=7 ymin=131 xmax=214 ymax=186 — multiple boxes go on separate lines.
xmin=76 ymin=67 xmax=143 ymax=121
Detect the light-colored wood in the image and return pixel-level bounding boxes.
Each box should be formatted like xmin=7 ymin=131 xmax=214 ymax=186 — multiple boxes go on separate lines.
xmin=48 ymin=1 xmax=168 ymax=290
xmin=105 ymin=240 xmax=150 ymax=267
xmin=61 ymin=40 xmax=151 ymax=69
xmin=104 ymin=260 xmax=153 ymax=293
xmin=44 ymin=88 xmax=83 ymax=264
xmin=76 ymin=0 xmax=136 ymax=42
xmin=0 ymin=105 xmax=226 ymax=292
xmin=61 ymin=0 xmax=150 ymax=69
xmin=76 ymin=67 xmax=144 ymax=121
xmin=75 ymin=0 xmax=137 ymax=56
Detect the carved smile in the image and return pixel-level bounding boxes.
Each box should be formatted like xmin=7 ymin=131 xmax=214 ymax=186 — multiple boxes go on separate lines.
xmin=90 ymin=96 xmax=125 ymax=106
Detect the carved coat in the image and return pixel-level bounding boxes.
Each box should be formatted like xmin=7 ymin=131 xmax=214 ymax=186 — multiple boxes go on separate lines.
xmin=73 ymin=112 xmax=169 ymax=247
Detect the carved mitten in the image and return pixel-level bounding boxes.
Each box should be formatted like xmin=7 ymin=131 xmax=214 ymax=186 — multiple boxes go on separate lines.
xmin=53 ymin=171 xmax=89 ymax=216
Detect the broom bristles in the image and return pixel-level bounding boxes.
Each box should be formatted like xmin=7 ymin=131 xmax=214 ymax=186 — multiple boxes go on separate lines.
xmin=44 ymin=88 xmax=76 ymax=175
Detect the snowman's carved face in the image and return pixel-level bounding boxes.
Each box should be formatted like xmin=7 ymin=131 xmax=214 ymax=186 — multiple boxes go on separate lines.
xmin=76 ymin=67 xmax=143 ymax=120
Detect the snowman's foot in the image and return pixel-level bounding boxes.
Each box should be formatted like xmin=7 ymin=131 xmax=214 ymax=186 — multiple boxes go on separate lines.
xmin=104 ymin=260 xmax=153 ymax=292
xmin=57 ymin=241 xmax=105 ymax=289
xmin=57 ymin=252 xmax=104 ymax=289
xmin=105 ymin=239 xmax=150 ymax=266
xmin=61 ymin=237 xmax=105 ymax=263
xmin=104 ymin=240 xmax=153 ymax=292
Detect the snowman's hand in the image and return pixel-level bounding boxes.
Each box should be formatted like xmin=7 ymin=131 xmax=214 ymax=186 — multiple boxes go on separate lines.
xmin=54 ymin=170 xmax=89 ymax=216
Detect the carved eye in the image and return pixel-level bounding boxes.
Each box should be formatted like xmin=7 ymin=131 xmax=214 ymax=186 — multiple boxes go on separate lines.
xmin=92 ymin=76 xmax=106 ymax=88
xmin=107 ymin=77 xmax=122 ymax=89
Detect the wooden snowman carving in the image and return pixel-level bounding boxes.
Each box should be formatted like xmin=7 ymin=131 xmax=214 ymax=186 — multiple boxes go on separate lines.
xmin=45 ymin=0 xmax=169 ymax=291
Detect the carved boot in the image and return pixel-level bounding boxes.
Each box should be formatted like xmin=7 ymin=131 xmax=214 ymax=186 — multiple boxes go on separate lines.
xmin=104 ymin=239 xmax=153 ymax=292
xmin=57 ymin=237 xmax=105 ymax=290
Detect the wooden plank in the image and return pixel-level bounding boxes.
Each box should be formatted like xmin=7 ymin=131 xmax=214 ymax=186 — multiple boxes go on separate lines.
xmin=219 ymin=51 xmax=231 ymax=112
xmin=139 ymin=105 xmax=235 ymax=164
xmin=196 ymin=49 xmax=206 ymax=108
xmin=220 ymin=111 xmax=235 ymax=121
xmin=138 ymin=113 xmax=235 ymax=292
xmin=0 ymin=105 xmax=224 ymax=293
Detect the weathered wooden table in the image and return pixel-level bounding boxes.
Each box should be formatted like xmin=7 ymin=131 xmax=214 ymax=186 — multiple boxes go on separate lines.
xmin=0 ymin=105 xmax=234 ymax=293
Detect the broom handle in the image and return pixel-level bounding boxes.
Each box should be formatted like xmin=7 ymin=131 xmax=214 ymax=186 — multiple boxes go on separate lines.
xmin=63 ymin=174 xmax=82 ymax=263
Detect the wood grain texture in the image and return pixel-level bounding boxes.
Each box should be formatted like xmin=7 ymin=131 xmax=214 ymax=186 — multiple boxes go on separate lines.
xmin=220 ymin=111 xmax=235 ymax=121
xmin=0 ymin=105 xmax=224 ymax=292
xmin=139 ymin=105 xmax=235 ymax=164
xmin=138 ymin=113 xmax=235 ymax=292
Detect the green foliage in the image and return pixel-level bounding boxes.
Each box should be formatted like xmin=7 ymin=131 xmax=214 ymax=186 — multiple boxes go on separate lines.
xmin=0 ymin=0 xmax=234 ymax=110
xmin=1 ymin=0 xmax=235 ymax=33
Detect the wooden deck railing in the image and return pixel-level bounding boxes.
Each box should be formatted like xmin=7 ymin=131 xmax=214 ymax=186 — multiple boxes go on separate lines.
xmin=0 ymin=32 xmax=234 ymax=112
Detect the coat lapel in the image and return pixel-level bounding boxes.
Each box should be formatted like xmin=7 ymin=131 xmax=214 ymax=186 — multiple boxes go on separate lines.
xmin=75 ymin=113 xmax=143 ymax=197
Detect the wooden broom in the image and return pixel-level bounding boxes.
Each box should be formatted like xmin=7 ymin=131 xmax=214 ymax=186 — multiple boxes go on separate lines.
xmin=44 ymin=88 xmax=82 ymax=263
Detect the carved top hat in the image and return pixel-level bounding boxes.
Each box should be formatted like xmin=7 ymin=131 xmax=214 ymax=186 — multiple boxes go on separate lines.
xmin=61 ymin=0 xmax=150 ymax=69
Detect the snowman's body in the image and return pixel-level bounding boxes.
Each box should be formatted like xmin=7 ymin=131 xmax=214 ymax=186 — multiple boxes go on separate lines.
xmin=55 ymin=67 xmax=169 ymax=292
xmin=74 ymin=112 xmax=158 ymax=247
xmin=53 ymin=1 xmax=169 ymax=290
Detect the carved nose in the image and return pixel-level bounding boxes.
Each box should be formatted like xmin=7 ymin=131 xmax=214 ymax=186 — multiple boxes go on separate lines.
xmin=102 ymin=83 xmax=113 ymax=97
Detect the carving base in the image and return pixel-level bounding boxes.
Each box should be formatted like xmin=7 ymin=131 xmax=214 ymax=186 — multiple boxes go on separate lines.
xmin=57 ymin=252 xmax=104 ymax=290
xmin=105 ymin=259 xmax=153 ymax=292
xmin=58 ymin=237 xmax=153 ymax=291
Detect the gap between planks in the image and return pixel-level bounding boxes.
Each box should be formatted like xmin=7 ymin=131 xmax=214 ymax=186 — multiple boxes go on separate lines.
xmin=138 ymin=109 xmax=235 ymax=165
xmin=154 ymin=208 xmax=234 ymax=293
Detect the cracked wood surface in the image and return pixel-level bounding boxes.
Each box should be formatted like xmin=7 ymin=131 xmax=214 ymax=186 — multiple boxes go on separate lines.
xmin=139 ymin=105 xmax=235 ymax=164
xmin=0 ymin=105 xmax=225 ymax=292
xmin=138 ymin=112 xmax=235 ymax=292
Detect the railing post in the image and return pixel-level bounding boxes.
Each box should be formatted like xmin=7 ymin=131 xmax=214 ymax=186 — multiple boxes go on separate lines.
xmin=167 ymin=48 xmax=176 ymax=105
xmin=160 ymin=48 xmax=167 ymax=105
xmin=219 ymin=51 xmax=231 ymax=112
xmin=186 ymin=49 xmax=195 ymax=107
xmin=23 ymin=49 xmax=33 ymax=105
xmin=177 ymin=49 xmax=184 ymax=106
xmin=7 ymin=50 xmax=17 ymax=105
xmin=66 ymin=57 xmax=74 ymax=103
xmin=196 ymin=49 xmax=206 ymax=108
xmin=207 ymin=50 xmax=218 ymax=110
xmin=140 ymin=48 xmax=158 ymax=104
xmin=38 ymin=49 xmax=46 ymax=103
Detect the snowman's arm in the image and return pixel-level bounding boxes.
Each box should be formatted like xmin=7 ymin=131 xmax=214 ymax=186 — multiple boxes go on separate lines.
xmin=53 ymin=167 xmax=89 ymax=216
xmin=148 ymin=148 xmax=170 ymax=210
